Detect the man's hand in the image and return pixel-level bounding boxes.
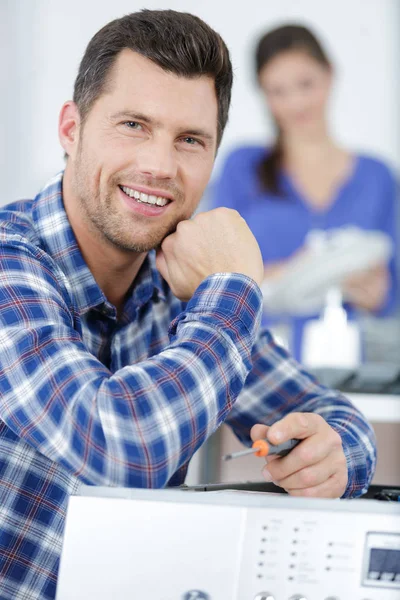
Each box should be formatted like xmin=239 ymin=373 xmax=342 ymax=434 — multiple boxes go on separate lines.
xmin=251 ymin=413 xmax=348 ymax=498
xmin=156 ymin=208 xmax=264 ymax=301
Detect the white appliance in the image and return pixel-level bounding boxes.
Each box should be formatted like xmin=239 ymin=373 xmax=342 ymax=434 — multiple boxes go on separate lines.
xmin=261 ymin=227 xmax=392 ymax=315
xmin=56 ymin=486 xmax=400 ymax=600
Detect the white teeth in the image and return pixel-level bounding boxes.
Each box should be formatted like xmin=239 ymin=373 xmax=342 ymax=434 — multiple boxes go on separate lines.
xmin=121 ymin=186 xmax=134 ymax=198
xmin=121 ymin=186 xmax=169 ymax=207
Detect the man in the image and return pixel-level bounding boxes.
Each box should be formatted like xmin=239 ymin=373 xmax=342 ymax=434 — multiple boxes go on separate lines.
xmin=0 ymin=9 xmax=375 ymax=600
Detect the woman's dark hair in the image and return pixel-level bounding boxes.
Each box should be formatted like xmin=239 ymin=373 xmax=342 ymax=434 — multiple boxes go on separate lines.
xmin=73 ymin=9 xmax=233 ymax=148
xmin=255 ymin=24 xmax=331 ymax=195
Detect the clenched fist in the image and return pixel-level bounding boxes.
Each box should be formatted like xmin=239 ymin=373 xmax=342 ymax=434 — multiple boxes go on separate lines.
xmin=156 ymin=208 xmax=264 ymax=300
xmin=251 ymin=413 xmax=348 ymax=498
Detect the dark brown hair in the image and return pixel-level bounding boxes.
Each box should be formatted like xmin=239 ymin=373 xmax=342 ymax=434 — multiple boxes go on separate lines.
xmin=255 ymin=24 xmax=331 ymax=195
xmin=72 ymin=9 xmax=232 ymax=148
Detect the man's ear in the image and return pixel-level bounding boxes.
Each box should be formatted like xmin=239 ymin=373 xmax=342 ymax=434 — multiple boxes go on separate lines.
xmin=58 ymin=101 xmax=81 ymax=159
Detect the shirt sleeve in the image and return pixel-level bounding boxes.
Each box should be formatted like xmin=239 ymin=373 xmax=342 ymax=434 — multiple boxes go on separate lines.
xmin=225 ymin=329 xmax=377 ymax=499
xmin=0 ymin=237 xmax=262 ymax=489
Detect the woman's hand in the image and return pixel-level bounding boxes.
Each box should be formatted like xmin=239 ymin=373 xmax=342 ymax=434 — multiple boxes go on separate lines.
xmin=263 ymin=247 xmax=308 ymax=282
xmin=342 ymin=264 xmax=389 ymax=312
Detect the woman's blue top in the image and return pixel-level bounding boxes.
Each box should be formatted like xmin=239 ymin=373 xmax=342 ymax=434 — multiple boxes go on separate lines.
xmin=211 ymin=145 xmax=398 ymax=360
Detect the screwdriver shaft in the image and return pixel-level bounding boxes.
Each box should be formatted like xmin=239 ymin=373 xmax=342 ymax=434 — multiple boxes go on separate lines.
xmin=223 ymin=448 xmax=257 ymax=461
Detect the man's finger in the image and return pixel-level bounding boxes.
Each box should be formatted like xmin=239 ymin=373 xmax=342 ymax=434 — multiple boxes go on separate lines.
xmin=267 ymin=412 xmax=323 ymax=445
xmin=286 ymin=470 xmax=348 ymax=499
xmin=261 ymin=434 xmax=329 ymax=481
xmin=155 ymin=249 xmax=168 ymax=280
xmin=269 ymin=454 xmax=344 ymax=491
xmin=250 ymin=423 xmax=269 ymax=442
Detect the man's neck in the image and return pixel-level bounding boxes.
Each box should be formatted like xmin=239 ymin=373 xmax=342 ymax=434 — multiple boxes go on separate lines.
xmin=75 ymin=227 xmax=147 ymax=314
xmin=62 ymin=169 xmax=147 ymax=314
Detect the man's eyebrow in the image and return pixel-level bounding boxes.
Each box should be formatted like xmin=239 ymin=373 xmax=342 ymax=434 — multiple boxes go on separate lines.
xmin=111 ymin=111 xmax=155 ymax=124
xmin=181 ymin=128 xmax=215 ymax=143
xmin=110 ymin=111 xmax=215 ymax=142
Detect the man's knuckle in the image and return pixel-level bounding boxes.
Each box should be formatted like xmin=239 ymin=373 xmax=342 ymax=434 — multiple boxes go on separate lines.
xmin=216 ymin=206 xmax=231 ymax=217
xmin=300 ymin=468 xmax=316 ymax=487
xmin=298 ymin=445 xmax=314 ymax=464
xmin=330 ymin=430 xmax=343 ymax=449
xmin=298 ymin=413 xmax=310 ymax=428
xmin=333 ymin=472 xmax=348 ymax=496
xmin=338 ymin=454 xmax=348 ymax=475
xmin=161 ymin=236 xmax=172 ymax=250
xmin=314 ymin=413 xmax=325 ymax=426
xmin=268 ymin=464 xmax=282 ymax=481
xmin=302 ymin=485 xmax=317 ymax=498
xmin=175 ymin=220 xmax=185 ymax=233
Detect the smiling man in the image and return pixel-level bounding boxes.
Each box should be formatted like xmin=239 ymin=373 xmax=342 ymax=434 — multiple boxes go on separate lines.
xmin=0 ymin=9 xmax=376 ymax=600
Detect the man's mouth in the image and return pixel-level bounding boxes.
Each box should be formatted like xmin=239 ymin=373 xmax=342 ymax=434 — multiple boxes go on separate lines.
xmin=119 ymin=185 xmax=171 ymax=207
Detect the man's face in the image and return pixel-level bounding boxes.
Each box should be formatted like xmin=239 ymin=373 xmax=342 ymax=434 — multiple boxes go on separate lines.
xmin=67 ymin=50 xmax=218 ymax=253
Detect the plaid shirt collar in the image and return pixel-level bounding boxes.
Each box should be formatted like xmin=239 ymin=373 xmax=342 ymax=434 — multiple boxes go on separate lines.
xmin=31 ymin=172 xmax=166 ymax=317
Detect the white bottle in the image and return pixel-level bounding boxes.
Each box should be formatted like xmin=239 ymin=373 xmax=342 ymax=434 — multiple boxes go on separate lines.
xmin=302 ymin=287 xmax=361 ymax=368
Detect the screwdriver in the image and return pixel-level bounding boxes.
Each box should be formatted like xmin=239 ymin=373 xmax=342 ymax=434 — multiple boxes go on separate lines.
xmin=223 ymin=438 xmax=300 ymax=461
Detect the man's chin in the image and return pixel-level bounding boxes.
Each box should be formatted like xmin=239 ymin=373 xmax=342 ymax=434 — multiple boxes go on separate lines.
xmin=105 ymin=231 xmax=167 ymax=254
xmin=100 ymin=211 xmax=179 ymax=254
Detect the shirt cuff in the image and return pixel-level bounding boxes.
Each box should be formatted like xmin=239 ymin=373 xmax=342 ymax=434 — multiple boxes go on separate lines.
xmin=169 ymin=273 xmax=263 ymax=361
xmin=330 ymin=422 xmax=376 ymax=499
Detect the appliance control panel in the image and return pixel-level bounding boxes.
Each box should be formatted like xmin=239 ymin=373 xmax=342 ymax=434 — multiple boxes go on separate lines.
xmin=238 ymin=504 xmax=400 ymax=599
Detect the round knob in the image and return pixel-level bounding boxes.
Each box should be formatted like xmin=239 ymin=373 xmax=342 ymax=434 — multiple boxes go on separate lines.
xmin=289 ymin=596 xmax=308 ymax=600
xmin=253 ymin=594 xmax=275 ymax=600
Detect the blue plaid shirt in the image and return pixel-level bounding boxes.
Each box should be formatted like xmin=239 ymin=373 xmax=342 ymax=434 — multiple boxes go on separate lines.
xmin=0 ymin=173 xmax=376 ymax=599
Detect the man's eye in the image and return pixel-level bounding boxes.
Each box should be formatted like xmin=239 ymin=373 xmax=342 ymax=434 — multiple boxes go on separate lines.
xmin=182 ymin=137 xmax=199 ymax=146
xmin=124 ymin=121 xmax=143 ymax=130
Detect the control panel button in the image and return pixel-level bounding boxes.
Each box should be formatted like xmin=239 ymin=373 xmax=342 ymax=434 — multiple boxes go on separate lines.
xmin=367 ymin=570 xmax=380 ymax=580
xmin=381 ymin=571 xmax=395 ymax=581
xmin=288 ymin=596 xmax=307 ymax=600
xmin=253 ymin=594 xmax=275 ymax=600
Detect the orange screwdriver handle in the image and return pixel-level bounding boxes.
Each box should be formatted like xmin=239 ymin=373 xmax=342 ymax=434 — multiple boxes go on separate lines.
xmin=252 ymin=439 xmax=270 ymax=457
xmin=252 ymin=438 xmax=300 ymax=458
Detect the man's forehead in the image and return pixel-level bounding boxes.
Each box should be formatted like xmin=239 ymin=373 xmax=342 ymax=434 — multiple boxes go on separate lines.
xmin=112 ymin=49 xmax=167 ymax=79
xmin=104 ymin=49 xmax=218 ymax=137
xmin=110 ymin=49 xmax=214 ymax=97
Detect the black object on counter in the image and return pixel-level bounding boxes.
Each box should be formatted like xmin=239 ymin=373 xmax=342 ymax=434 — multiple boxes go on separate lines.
xmin=182 ymin=481 xmax=399 ymax=501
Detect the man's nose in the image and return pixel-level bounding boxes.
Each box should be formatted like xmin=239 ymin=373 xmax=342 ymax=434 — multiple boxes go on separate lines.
xmin=136 ymin=138 xmax=178 ymax=180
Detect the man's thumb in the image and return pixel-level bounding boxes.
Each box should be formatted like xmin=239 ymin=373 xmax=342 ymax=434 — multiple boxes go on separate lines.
xmin=156 ymin=249 xmax=169 ymax=281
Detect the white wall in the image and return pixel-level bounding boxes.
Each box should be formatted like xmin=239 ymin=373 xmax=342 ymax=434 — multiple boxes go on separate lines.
xmin=1 ymin=1 xmax=14 ymax=200
xmin=3 ymin=0 xmax=399 ymax=203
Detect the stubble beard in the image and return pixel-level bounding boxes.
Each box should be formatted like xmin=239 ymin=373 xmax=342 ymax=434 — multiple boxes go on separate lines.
xmin=72 ymin=146 xmax=186 ymax=254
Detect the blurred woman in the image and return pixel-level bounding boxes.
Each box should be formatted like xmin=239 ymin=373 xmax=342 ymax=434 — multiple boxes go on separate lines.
xmin=212 ymin=24 xmax=397 ymax=361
